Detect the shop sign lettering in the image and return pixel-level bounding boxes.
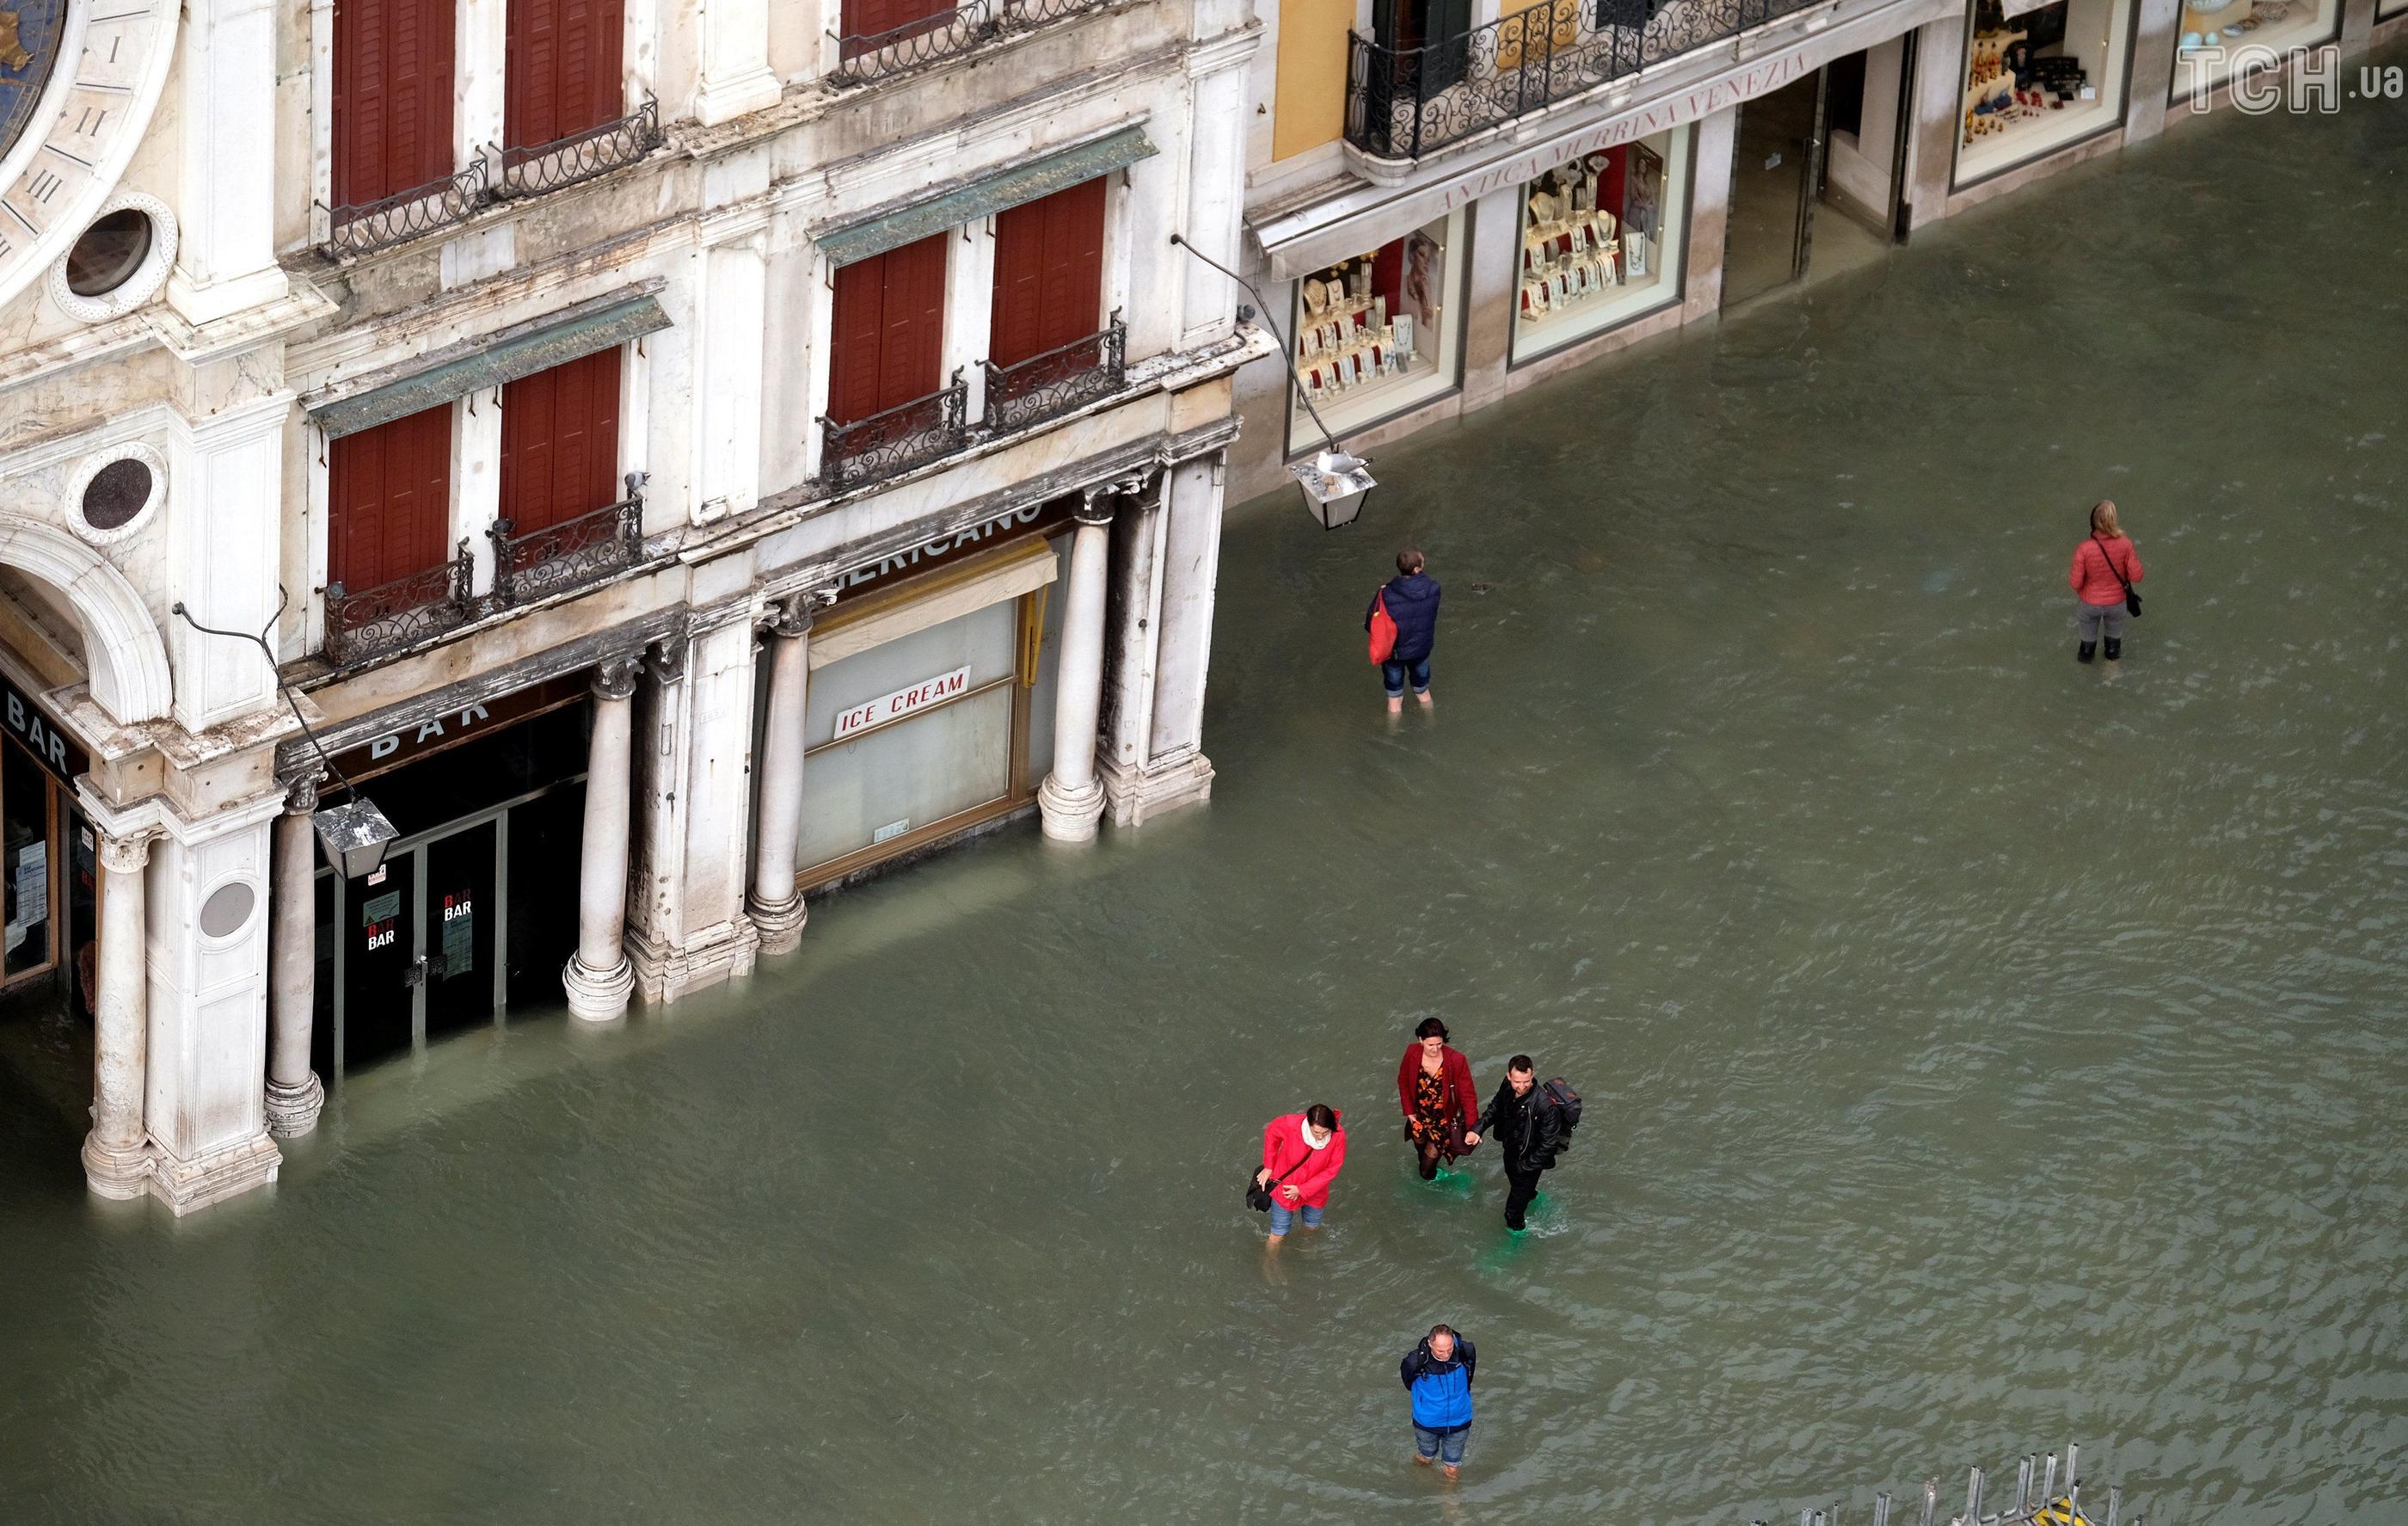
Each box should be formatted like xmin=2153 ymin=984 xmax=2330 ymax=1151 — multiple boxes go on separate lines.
xmin=833 ymin=666 xmax=972 ymax=740
xmin=361 ymin=890 xmax=401 ymax=951
xmin=0 ymin=674 xmax=89 ymax=784
xmin=832 ymin=500 xmax=1070 ymax=605
xmin=329 ymin=672 xmax=590 ymax=785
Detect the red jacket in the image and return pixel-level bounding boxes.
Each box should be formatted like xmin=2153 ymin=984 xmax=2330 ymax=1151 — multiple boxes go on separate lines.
xmin=1396 ymin=1044 xmax=1478 ymax=1127
xmin=1260 ymin=1111 xmax=1348 ymax=1209
xmin=2070 ymin=536 xmax=2142 ymax=606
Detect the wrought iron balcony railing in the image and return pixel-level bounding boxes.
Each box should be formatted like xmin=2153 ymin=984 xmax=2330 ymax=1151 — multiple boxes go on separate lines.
xmin=321 ymin=158 xmax=491 ymax=260
xmin=488 ymin=480 xmax=647 ymax=606
xmin=831 ymin=0 xmax=1110 ymax=85
xmin=322 ymin=541 xmax=479 ymax=668
xmin=819 ymin=373 xmax=970 ymax=490
xmin=1346 ymin=0 xmax=1823 ymax=163
xmin=496 ymin=99 xmax=665 ymax=200
xmin=980 ymin=314 xmax=1126 ymax=436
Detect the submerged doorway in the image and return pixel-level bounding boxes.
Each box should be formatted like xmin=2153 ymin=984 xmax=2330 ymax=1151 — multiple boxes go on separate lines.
xmin=1722 ymin=40 xmax=1914 ymax=310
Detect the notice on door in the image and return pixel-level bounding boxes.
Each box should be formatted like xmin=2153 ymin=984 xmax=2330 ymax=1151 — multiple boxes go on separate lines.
xmin=832 ymin=666 xmax=971 ymax=741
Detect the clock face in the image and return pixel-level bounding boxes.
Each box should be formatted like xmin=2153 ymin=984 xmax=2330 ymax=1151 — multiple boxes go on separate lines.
xmin=0 ymin=1 xmax=177 ymax=316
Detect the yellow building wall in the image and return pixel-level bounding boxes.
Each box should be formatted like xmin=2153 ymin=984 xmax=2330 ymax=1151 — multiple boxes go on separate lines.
xmin=1273 ymin=0 xmax=1355 ymax=163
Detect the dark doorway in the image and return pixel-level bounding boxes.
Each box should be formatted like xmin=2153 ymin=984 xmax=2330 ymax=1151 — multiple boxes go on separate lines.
xmin=1722 ymin=68 xmax=1828 ymax=308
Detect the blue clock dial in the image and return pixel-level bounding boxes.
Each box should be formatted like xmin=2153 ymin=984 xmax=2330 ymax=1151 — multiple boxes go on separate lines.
xmin=0 ymin=0 xmax=69 ymax=168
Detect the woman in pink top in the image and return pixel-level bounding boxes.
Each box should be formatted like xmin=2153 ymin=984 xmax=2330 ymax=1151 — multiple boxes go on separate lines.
xmin=1255 ymin=1105 xmax=1346 ymax=1246
xmin=2069 ymin=500 xmax=2144 ymax=664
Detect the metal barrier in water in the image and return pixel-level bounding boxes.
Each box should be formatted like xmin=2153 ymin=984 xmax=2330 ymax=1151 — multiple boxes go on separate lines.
xmin=1754 ymin=1443 xmax=2140 ymax=1526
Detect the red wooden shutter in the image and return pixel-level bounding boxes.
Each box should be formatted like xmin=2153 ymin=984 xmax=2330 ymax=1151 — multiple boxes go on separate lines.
xmin=842 ymin=0 xmax=954 ymax=49
xmin=987 ymin=176 xmax=1106 ymax=368
xmin=329 ymin=404 xmax=453 ymax=594
xmin=827 ymin=232 xmax=949 ymax=424
xmin=335 ymin=0 xmax=458 ymax=206
xmin=501 ymin=348 xmax=624 ymax=534
xmin=506 ymin=0 xmax=624 ymax=149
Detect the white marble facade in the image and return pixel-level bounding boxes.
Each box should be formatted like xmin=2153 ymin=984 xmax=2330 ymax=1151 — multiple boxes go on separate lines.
xmin=0 ymin=0 xmax=1268 ymax=1211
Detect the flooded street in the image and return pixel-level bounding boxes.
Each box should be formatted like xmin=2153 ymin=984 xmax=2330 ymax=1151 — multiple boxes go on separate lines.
xmin=5 ymin=61 xmax=2406 ymax=1525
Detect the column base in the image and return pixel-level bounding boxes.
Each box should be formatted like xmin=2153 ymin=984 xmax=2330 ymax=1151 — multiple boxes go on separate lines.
xmin=695 ymin=67 xmax=783 ymax=126
xmin=627 ymin=919 xmax=761 ymax=1005
xmin=1099 ymin=750 xmax=1216 ymax=828
xmin=81 ymin=1134 xmax=152 ymax=1200
xmin=148 ymin=1131 xmax=280 ymax=1216
xmin=564 ymin=951 xmax=637 ymax=1021
xmin=1038 ymin=772 xmax=1109 ymax=842
xmin=263 ymin=1073 xmax=327 ymax=1139
xmin=747 ymin=890 xmax=809 ymax=957
xmin=165 ymin=263 xmax=292 ymax=328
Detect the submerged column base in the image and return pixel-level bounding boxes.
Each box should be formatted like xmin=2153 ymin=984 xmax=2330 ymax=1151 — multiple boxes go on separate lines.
xmin=1038 ymin=772 xmax=1107 ymax=843
xmin=627 ymin=920 xmax=761 ymax=1004
xmin=263 ymin=1074 xmax=327 ymax=1139
xmin=563 ymin=952 xmax=636 ymax=1022
xmin=81 ymin=1134 xmax=152 ymax=1200
xmin=746 ymin=891 xmax=808 ymax=957
xmin=147 ymin=1131 xmax=280 ymax=1216
xmin=1099 ymin=751 xmax=1216 ymax=828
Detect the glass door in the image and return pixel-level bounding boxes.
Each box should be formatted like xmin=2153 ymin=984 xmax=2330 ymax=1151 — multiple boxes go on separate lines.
xmin=341 ymin=852 xmax=417 ymax=1072
xmin=1723 ymin=69 xmax=1828 ymax=308
xmin=0 ymin=741 xmax=59 ymax=994
xmin=422 ymin=820 xmax=499 ymax=1040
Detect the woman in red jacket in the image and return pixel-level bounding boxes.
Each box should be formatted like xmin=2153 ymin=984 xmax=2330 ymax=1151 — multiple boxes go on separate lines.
xmin=1256 ymin=1104 xmax=1346 ymax=1245
xmin=1396 ymin=1018 xmax=1479 ymax=1182
xmin=2069 ymin=500 xmax=2144 ymax=664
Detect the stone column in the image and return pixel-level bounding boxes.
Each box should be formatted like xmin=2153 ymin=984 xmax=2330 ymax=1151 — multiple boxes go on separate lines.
xmin=1100 ymin=455 xmax=1222 ymax=826
xmin=748 ymin=597 xmax=814 ymax=954
xmin=166 ymin=0 xmax=291 ymax=325
xmin=263 ymin=777 xmax=325 ymax=1138
xmin=1039 ymin=494 xmax=1118 ymax=842
xmin=564 ymin=655 xmax=642 ymax=1020
xmin=82 ymin=830 xmax=156 ymax=1199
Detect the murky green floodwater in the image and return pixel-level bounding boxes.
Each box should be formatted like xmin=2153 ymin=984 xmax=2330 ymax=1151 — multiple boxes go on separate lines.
xmin=7 ymin=65 xmax=2408 ymax=1526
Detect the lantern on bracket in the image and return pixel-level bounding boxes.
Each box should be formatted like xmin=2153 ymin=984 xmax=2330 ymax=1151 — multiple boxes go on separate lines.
xmin=1288 ymin=448 xmax=1377 ymax=532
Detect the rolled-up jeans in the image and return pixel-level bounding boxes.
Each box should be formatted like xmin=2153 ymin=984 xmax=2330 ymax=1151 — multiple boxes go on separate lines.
xmin=2076 ymin=600 xmax=2127 ymax=643
xmin=1414 ymin=1422 xmax=1470 ymax=1466
xmin=1383 ymin=657 xmax=1432 ymax=698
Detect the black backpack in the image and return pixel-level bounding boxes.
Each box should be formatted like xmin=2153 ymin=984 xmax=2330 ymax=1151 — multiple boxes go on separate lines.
xmin=1539 ymin=1078 xmax=1582 ymax=1140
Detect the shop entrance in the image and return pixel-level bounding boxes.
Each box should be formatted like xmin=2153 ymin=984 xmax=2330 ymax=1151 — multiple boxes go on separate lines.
xmin=1722 ymin=40 xmax=1914 ymax=309
xmin=0 ymin=668 xmax=98 ymax=1033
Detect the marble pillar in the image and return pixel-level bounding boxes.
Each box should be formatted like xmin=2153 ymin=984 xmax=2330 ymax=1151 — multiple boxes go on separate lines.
xmin=564 ymin=655 xmax=642 ymax=1020
xmin=748 ymin=598 xmax=814 ymax=954
xmin=166 ymin=0 xmax=291 ymax=324
xmin=1100 ymin=454 xmax=1222 ymax=826
xmin=263 ymin=777 xmax=325 ymax=1138
xmin=82 ymin=830 xmax=157 ymax=1199
xmin=1039 ymin=495 xmax=1117 ymax=842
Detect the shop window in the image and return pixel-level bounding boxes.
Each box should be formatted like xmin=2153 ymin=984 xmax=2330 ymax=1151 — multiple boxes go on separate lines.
xmin=333 ymin=0 xmax=459 ymax=209
xmin=2171 ymin=0 xmax=2341 ymax=102
xmin=1510 ymin=126 xmax=1692 ymax=366
xmin=828 ymin=232 xmax=950 ymax=424
xmin=1956 ymin=0 xmax=2134 ymax=186
xmin=501 ymin=347 xmax=624 ymax=534
xmin=0 ymin=744 xmax=57 ymax=983
xmin=504 ymin=0 xmax=626 ymax=151
xmin=989 ymin=177 xmax=1108 ymax=368
xmin=1287 ymin=206 xmax=1467 ymax=445
xmin=328 ymin=403 xmax=454 ymax=600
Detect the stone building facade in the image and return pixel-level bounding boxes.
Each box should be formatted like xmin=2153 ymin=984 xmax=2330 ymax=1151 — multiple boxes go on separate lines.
xmin=0 ymin=0 xmax=1265 ymax=1211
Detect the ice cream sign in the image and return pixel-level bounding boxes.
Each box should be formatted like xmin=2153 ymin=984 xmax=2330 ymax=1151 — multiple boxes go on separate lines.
xmin=833 ymin=666 xmax=971 ymax=740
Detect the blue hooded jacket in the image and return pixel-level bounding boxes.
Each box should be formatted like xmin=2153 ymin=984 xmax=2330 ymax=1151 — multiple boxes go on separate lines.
xmin=1367 ymin=572 xmax=1442 ymax=664
xmin=1400 ymin=1332 xmax=1477 ymax=1430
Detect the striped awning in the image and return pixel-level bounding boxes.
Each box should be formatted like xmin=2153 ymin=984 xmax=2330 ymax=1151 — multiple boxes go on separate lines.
xmin=815 ymin=125 xmax=1158 ymax=268
xmin=307 ymin=286 xmax=670 ymax=440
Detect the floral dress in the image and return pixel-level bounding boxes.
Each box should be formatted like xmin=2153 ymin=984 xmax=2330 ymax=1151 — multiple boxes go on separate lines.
xmin=1411 ymin=1067 xmax=1459 ymax=1161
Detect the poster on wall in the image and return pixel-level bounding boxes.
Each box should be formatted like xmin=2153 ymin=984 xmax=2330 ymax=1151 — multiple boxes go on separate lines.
xmin=1401 ymin=232 xmax=1442 ymax=331
xmin=1626 ymin=144 xmax=1666 ymax=243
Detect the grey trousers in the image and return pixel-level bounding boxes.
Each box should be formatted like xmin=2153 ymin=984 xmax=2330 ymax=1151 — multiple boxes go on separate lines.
xmin=2076 ymin=600 xmax=2128 ymax=643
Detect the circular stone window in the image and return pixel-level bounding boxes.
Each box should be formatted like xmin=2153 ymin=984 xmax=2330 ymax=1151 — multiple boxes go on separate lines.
xmin=65 ymin=210 xmax=155 ymax=297
xmin=64 ymin=443 xmax=167 ymax=546
xmin=199 ymin=882 xmax=259 ymax=940
xmin=46 ymin=194 xmax=178 ymax=323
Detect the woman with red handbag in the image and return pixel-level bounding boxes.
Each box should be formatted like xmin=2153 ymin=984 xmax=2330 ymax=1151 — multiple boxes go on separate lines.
xmin=1365 ymin=547 xmax=1442 ymax=713
xmin=1396 ymin=1018 xmax=1478 ymax=1182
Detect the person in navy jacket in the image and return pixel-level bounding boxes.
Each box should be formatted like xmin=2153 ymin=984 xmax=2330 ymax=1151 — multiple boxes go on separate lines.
xmin=1399 ymin=1324 xmax=1477 ymax=1478
xmin=1366 ymin=547 xmax=1442 ymax=713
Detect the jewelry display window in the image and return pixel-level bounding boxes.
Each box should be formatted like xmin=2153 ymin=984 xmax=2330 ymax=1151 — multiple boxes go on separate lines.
xmin=1287 ymin=207 xmax=1468 ymax=442
xmin=1955 ymin=0 xmax=2136 ymax=187
xmin=1510 ymin=126 xmax=1694 ymax=366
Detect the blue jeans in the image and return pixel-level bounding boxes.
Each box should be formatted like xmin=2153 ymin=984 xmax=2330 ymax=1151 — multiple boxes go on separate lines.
xmin=1267 ymin=1202 xmax=1323 ymax=1235
xmin=1382 ymin=657 xmax=1431 ymax=698
xmin=1414 ymin=1423 xmax=1470 ymax=1466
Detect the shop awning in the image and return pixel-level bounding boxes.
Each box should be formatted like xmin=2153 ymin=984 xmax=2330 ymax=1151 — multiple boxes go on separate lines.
xmin=811 ymin=536 xmax=1060 ymax=669
xmin=307 ymin=286 xmax=671 ymax=440
xmin=815 ymin=126 xmax=1158 ymax=268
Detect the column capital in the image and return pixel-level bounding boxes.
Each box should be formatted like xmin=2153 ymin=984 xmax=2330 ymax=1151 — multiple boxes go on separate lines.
xmin=647 ymin=638 xmax=687 ymax=686
xmin=97 ymin=829 xmax=160 ymax=874
xmin=593 ymin=652 xmax=644 ymax=701
xmin=283 ymin=772 xmax=324 ymax=815
xmin=765 ymin=594 xmax=817 ymax=639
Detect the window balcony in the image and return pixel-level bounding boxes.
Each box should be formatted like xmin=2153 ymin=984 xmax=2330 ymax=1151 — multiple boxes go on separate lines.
xmin=979 ymin=314 xmax=1126 ymax=436
xmin=318 ymin=99 xmax=665 ymax=261
xmin=322 ymin=543 xmax=481 ymax=668
xmin=831 ymin=0 xmax=1112 ymax=87
xmin=1345 ymin=0 xmax=1823 ymax=166
xmin=488 ymin=478 xmax=648 ymax=605
xmin=819 ymin=374 xmax=972 ymax=491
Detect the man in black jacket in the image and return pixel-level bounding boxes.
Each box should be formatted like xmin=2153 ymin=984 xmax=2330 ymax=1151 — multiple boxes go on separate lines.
xmin=1365 ymin=546 xmax=1441 ymax=714
xmin=1465 ymin=1055 xmax=1564 ymax=1232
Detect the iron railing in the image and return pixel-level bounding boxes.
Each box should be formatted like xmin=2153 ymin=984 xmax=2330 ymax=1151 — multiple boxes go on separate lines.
xmin=831 ymin=0 xmax=1111 ymax=85
xmin=1346 ymin=0 xmax=1822 ymax=162
xmin=321 ymin=158 xmax=490 ymax=260
xmin=819 ymin=373 xmax=970 ymax=490
xmin=496 ymin=98 xmax=664 ymax=200
xmin=488 ymin=480 xmax=647 ymax=605
xmin=980 ymin=313 xmax=1126 ymax=436
xmin=322 ymin=540 xmax=478 ymax=668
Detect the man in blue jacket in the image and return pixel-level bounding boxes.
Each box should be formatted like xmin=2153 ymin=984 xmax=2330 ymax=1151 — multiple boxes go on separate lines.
xmin=1366 ymin=547 xmax=1441 ymax=714
xmin=1399 ymin=1324 xmax=1477 ymax=1478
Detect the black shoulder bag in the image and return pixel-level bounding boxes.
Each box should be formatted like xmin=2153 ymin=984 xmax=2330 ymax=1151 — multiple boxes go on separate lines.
xmin=2096 ymin=535 xmax=2142 ymax=618
xmin=1246 ymin=1152 xmax=1310 ymax=1213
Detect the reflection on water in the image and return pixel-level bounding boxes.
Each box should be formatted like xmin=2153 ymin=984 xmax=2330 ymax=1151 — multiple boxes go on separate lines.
xmin=5 ymin=58 xmax=2408 ymax=1525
